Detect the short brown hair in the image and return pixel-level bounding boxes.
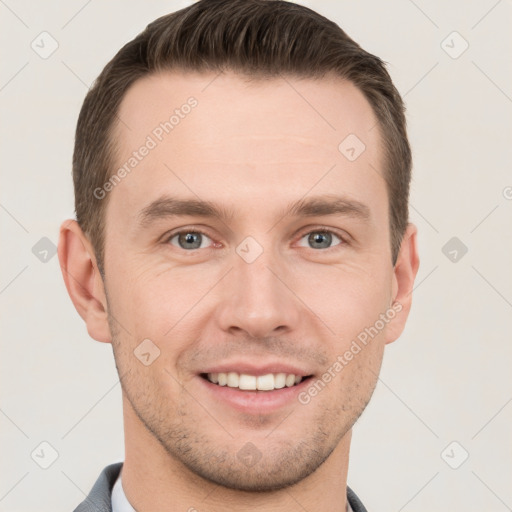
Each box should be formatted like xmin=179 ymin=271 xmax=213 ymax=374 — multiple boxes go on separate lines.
xmin=73 ymin=0 xmax=411 ymax=273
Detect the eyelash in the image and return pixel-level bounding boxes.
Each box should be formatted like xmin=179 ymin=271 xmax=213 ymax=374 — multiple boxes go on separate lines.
xmin=163 ymin=226 xmax=349 ymax=252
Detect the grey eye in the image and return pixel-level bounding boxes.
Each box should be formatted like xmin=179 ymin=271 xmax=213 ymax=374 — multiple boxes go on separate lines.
xmin=299 ymin=231 xmax=342 ymax=250
xmin=169 ymin=232 xmax=212 ymax=250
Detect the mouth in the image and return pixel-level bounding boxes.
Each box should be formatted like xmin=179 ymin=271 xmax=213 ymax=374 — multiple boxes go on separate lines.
xmin=200 ymin=372 xmax=313 ymax=392
xmin=197 ymin=363 xmax=316 ymax=414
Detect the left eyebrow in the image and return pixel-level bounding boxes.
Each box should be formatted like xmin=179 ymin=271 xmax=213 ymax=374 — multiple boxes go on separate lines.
xmin=284 ymin=195 xmax=371 ymax=221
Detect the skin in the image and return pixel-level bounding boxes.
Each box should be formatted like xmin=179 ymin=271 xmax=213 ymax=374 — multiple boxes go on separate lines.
xmin=59 ymin=70 xmax=419 ymax=511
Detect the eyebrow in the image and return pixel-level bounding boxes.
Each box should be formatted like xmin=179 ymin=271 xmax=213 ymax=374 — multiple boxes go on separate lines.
xmin=137 ymin=194 xmax=371 ymax=228
xmin=286 ymin=195 xmax=370 ymax=221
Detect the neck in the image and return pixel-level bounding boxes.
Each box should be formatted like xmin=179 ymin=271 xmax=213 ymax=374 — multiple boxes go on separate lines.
xmin=121 ymin=395 xmax=351 ymax=512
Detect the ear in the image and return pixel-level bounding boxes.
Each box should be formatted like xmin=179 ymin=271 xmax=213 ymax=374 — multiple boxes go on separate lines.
xmin=58 ymin=219 xmax=112 ymax=343
xmin=384 ymin=223 xmax=420 ymax=344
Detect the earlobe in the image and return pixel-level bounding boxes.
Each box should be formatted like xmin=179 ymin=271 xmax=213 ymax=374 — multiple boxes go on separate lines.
xmin=385 ymin=223 xmax=420 ymax=344
xmin=58 ymin=220 xmax=112 ymax=344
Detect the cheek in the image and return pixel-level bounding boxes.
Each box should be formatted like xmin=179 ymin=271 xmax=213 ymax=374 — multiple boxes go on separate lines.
xmin=106 ymin=258 xmax=195 ymax=331
xmin=291 ymin=260 xmax=392 ymax=339
xmin=106 ymin=262 xmax=215 ymax=376
xmin=299 ymin=335 xmax=384 ymax=431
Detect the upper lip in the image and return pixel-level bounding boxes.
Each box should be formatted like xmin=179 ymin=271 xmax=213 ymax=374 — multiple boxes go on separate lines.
xmin=199 ymin=361 xmax=313 ymax=377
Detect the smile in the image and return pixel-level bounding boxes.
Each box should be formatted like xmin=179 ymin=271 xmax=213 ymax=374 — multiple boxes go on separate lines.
xmin=201 ymin=372 xmax=312 ymax=391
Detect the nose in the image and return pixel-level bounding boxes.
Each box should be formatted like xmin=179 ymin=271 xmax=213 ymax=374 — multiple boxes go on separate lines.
xmin=215 ymin=243 xmax=301 ymax=339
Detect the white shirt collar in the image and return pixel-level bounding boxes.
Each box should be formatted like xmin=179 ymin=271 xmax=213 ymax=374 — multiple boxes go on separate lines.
xmin=111 ymin=471 xmax=136 ymax=512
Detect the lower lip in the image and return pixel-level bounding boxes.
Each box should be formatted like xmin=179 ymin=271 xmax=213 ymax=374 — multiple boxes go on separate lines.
xmin=198 ymin=375 xmax=312 ymax=414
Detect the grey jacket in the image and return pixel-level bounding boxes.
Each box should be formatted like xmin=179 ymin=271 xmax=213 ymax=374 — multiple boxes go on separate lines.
xmin=73 ymin=462 xmax=368 ymax=512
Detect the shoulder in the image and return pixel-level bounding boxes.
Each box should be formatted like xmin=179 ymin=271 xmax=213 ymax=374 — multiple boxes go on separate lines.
xmin=72 ymin=462 xmax=123 ymax=512
xmin=347 ymin=485 xmax=368 ymax=512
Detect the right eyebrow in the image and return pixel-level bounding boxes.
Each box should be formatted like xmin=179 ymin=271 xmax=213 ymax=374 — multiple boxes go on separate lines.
xmin=137 ymin=196 xmax=236 ymax=229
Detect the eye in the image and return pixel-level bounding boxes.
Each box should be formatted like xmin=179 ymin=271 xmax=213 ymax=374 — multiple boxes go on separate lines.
xmin=167 ymin=230 xmax=214 ymax=250
xmin=297 ymin=229 xmax=344 ymax=250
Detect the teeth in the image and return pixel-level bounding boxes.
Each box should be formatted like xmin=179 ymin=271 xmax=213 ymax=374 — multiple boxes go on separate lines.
xmin=227 ymin=372 xmax=239 ymax=388
xmin=257 ymin=374 xmax=274 ymax=390
xmin=274 ymin=373 xmax=286 ymax=389
xmin=206 ymin=372 xmax=304 ymax=391
xmin=239 ymin=374 xmax=257 ymax=390
xmin=285 ymin=374 xmax=296 ymax=387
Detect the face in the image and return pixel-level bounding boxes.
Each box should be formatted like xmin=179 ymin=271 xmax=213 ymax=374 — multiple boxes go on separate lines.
xmin=101 ymin=71 xmax=404 ymax=491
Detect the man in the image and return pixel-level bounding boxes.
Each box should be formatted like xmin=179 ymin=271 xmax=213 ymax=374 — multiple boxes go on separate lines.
xmin=58 ymin=0 xmax=419 ymax=510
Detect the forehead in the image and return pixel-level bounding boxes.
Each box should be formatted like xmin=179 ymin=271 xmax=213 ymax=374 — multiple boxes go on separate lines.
xmin=107 ymin=70 xmax=385 ymax=226
xmin=114 ymin=70 xmax=380 ymax=157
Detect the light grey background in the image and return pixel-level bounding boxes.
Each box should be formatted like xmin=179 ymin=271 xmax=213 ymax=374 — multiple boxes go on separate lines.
xmin=1 ymin=1 xmax=511 ymax=511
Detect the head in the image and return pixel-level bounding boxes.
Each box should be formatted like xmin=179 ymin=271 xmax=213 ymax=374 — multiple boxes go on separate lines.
xmin=59 ymin=0 xmax=419 ymax=493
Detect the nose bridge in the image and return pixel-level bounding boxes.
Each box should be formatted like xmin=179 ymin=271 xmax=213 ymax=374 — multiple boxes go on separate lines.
xmin=215 ymin=237 xmax=299 ymax=337
xmin=237 ymin=245 xmax=281 ymax=300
